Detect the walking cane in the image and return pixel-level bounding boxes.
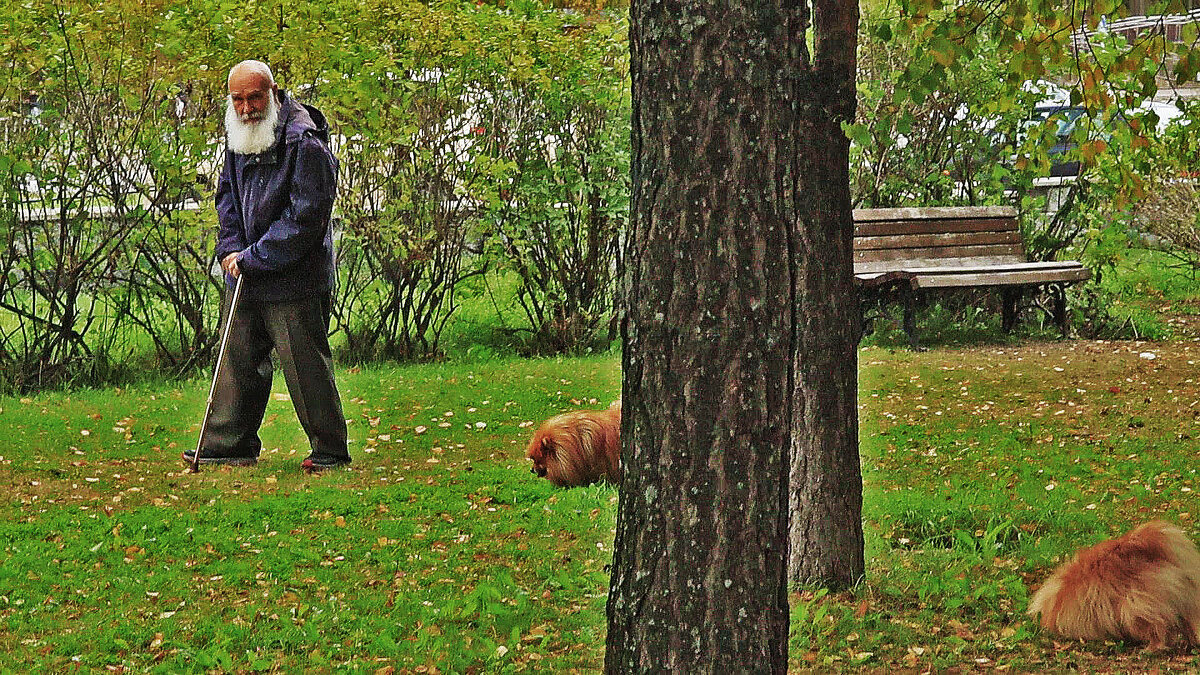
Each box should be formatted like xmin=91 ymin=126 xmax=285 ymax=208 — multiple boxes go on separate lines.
xmin=191 ymin=274 xmax=245 ymax=474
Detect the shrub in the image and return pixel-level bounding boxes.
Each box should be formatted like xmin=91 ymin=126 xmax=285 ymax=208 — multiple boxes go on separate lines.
xmin=0 ymin=4 xmax=223 ymax=390
xmin=478 ymin=7 xmax=630 ymax=355
xmin=0 ymin=0 xmax=630 ymax=389
xmin=321 ymin=7 xmax=498 ymax=362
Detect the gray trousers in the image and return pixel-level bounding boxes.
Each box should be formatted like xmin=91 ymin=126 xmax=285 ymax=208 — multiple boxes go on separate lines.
xmin=203 ymin=289 xmax=349 ymax=462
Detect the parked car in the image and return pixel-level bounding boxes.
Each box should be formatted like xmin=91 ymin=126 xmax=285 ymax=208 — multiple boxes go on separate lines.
xmin=1026 ymin=104 xmax=1088 ymax=177
xmin=1023 ymin=92 xmax=1183 ymax=178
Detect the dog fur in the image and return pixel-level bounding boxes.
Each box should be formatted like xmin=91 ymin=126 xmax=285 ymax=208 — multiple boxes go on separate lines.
xmin=526 ymin=401 xmax=621 ymax=488
xmin=1027 ymin=520 xmax=1200 ymax=648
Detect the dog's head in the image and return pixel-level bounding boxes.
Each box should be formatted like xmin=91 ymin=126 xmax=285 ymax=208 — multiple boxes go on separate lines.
xmin=526 ymin=431 xmax=555 ymax=478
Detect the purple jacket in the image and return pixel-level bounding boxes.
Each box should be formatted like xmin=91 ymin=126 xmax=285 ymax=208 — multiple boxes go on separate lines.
xmin=215 ymin=92 xmax=338 ymax=301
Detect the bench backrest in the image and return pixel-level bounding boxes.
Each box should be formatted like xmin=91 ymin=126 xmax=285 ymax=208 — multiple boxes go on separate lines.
xmin=853 ymin=206 xmax=1026 ymax=275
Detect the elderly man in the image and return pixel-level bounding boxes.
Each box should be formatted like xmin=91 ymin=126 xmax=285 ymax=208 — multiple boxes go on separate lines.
xmin=183 ymin=59 xmax=350 ymax=471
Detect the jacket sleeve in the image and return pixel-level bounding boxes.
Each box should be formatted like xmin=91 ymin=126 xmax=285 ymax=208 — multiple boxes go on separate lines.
xmin=214 ymin=152 xmax=248 ymax=260
xmin=237 ymin=135 xmax=336 ymax=275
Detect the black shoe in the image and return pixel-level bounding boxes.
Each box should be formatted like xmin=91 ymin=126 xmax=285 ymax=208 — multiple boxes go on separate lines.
xmin=301 ymin=456 xmax=351 ymax=473
xmin=180 ymin=451 xmax=258 ymax=467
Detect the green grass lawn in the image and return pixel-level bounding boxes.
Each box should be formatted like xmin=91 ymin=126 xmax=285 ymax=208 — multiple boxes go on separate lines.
xmin=1 ymin=356 xmax=621 ymax=673
xmin=5 ymin=342 xmax=1200 ymax=672
xmin=8 ymin=246 xmax=1200 ymax=672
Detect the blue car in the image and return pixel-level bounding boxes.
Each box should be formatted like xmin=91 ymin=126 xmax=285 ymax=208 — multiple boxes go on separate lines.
xmin=1027 ymin=104 xmax=1088 ymax=177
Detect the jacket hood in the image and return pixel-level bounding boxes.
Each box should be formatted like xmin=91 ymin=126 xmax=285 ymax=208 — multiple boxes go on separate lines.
xmin=277 ymin=91 xmax=331 ymax=145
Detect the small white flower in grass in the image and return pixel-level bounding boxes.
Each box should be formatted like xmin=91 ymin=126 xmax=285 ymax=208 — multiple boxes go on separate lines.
xmin=1045 ymin=483 xmax=1056 ymax=491
xmin=414 ymin=426 xmax=427 ymax=434
xmin=1086 ymin=503 xmax=1097 ymax=510
xmin=474 ymin=422 xmax=487 ymax=430
xmin=496 ymin=646 xmax=509 ymax=657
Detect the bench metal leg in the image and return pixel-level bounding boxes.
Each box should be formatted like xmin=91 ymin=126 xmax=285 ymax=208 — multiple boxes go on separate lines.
xmin=856 ymin=291 xmax=872 ymax=344
xmin=1001 ymin=288 xmax=1020 ymax=333
xmin=1049 ymin=283 xmax=1069 ymax=337
xmin=858 ymin=307 xmax=874 ymax=344
xmin=902 ymin=290 xmax=922 ymax=350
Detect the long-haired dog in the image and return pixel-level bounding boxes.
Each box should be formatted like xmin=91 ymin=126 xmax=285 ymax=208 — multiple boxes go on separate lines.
xmin=526 ymin=401 xmax=621 ymax=488
xmin=1027 ymin=520 xmax=1200 ymax=649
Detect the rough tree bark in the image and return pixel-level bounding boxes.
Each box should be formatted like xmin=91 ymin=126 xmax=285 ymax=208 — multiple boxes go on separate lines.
xmin=606 ymin=1 xmax=861 ymax=672
xmin=787 ymin=1 xmax=865 ymax=590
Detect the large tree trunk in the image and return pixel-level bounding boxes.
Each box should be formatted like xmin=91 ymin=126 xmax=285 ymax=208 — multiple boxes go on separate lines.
xmin=788 ymin=1 xmax=865 ymax=590
xmin=606 ymin=2 xmax=816 ymax=672
xmin=607 ymin=0 xmax=864 ymax=670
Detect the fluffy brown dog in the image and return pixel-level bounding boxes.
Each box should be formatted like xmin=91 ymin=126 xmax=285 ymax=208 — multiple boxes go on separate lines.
xmin=1027 ymin=520 xmax=1200 ymax=648
xmin=526 ymin=402 xmax=621 ymax=487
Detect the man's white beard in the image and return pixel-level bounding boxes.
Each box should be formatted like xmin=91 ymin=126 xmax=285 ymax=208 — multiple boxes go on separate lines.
xmin=225 ymin=93 xmax=280 ymax=155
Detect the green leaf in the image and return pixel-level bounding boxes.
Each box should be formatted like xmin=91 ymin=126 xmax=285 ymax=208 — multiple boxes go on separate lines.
xmin=930 ymin=37 xmax=956 ymax=67
xmin=843 ymin=122 xmax=870 ymax=147
xmin=875 ymin=21 xmax=893 ymax=42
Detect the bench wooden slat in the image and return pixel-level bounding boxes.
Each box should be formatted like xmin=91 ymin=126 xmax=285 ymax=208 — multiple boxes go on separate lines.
xmin=854 ymin=260 xmax=1087 ymax=277
xmin=855 ymin=218 xmax=1019 ymax=237
xmin=856 ymin=244 xmax=1027 ymax=265
xmin=856 ymin=257 xmax=1029 ymax=275
xmin=855 ymin=270 xmax=916 ymax=287
xmin=913 ymin=268 xmax=1092 ymax=289
xmin=863 ymin=260 xmax=1087 ymax=275
xmin=854 ymin=206 xmax=1018 ymax=221
xmin=856 ymin=257 xmax=1038 ymax=273
xmin=855 ymin=263 xmax=1089 ymax=286
xmin=855 ymin=231 xmax=1023 ymax=251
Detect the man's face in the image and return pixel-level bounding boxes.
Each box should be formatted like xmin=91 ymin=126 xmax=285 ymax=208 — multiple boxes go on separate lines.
xmin=228 ymin=70 xmax=276 ymax=124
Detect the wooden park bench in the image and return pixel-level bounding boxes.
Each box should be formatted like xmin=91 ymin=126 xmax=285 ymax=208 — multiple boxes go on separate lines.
xmin=853 ymin=206 xmax=1091 ymax=349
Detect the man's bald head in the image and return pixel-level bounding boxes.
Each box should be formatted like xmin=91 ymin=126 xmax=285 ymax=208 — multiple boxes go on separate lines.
xmin=228 ymin=60 xmax=274 ymax=90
